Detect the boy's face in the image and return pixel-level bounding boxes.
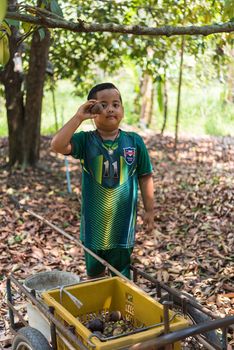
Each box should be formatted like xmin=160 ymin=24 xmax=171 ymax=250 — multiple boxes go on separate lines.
xmin=94 ymin=89 xmax=124 ymax=132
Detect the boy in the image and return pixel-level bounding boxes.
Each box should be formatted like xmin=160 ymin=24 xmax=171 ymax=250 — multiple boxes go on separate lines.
xmin=51 ymin=82 xmax=154 ymax=279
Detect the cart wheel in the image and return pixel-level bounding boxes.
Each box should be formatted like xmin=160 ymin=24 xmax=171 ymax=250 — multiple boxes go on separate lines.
xmin=186 ymin=306 xmax=222 ymax=347
xmin=12 ymin=327 xmax=51 ymax=350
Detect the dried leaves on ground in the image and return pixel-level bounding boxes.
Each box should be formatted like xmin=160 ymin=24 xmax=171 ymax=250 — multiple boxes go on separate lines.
xmin=0 ymin=132 xmax=233 ymax=349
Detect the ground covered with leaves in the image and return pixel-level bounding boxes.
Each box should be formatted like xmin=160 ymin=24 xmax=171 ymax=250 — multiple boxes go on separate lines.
xmin=0 ymin=131 xmax=233 ymax=349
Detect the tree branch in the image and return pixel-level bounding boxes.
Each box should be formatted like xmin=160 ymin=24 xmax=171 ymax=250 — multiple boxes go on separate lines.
xmin=6 ymin=11 xmax=234 ymax=37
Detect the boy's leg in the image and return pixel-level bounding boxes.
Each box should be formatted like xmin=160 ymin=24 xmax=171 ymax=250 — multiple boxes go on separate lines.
xmin=87 ymin=271 xmax=106 ymax=280
xmin=106 ymin=248 xmax=133 ymax=279
xmin=84 ymin=250 xmax=106 ymax=279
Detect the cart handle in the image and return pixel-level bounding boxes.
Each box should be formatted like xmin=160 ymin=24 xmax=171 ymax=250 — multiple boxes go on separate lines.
xmin=60 ymin=286 xmax=83 ymax=309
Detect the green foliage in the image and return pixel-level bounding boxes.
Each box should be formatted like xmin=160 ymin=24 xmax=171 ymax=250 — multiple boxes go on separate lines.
xmin=154 ymin=79 xmax=234 ymax=137
xmin=50 ymin=0 xmax=64 ymax=17
xmin=0 ymin=21 xmax=11 ymax=66
xmin=5 ymin=18 xmax=20 ymax=29
xmin=156 ymin=77 xmax=164 ymax=113
xmin=22 ymin=21 xmax=33 ymax=33
xmin=37 ymin=0 xmax=231 ymax=96
xmin=0 ymin=0 xmax=7 ymax=25
xmin=38 ymin=27 xmax=46 ymax=41
xmin=204 ymin=118 xmax=225 ymax=136
xmin=38 ymin=65 xmax=234 ymax=137
xmin=3 ymin=0 xmax=233 ymax=92
xmin=1 ymin=70 xmax=233 ymax=138
xmin=223 ymin=0 xmax=234 ymax=20
xmin=1 ymin=0 xmax=234 ymax=137
xmin=0 ymin=34 xmax=10 ymax=66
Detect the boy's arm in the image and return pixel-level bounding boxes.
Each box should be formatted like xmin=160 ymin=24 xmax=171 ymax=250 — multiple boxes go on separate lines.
xmin=138 ymin=174 xmax=154 ymax=233
xmin=51 ymin=99 xmax=98 ymax=155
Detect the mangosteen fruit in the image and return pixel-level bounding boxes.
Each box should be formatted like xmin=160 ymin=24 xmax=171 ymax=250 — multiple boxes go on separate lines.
xmin=90 ymin=103 xmax=103 ymax=114
xmin=108 ymin=310 xmax=122 ymax=322
xmin=87 ymin=318 xmax=104 ymax=333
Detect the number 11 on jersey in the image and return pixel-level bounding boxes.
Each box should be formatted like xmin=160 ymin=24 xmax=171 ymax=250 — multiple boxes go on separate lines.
xmin=103 ymin=160 xmax=118 ymax=178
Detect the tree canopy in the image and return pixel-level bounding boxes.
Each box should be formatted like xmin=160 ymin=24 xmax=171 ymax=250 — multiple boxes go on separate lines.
xmin=4 ymin=0 xmax=234 ymax=37
xmin=0 ymin=0 xmax=234 ymax=167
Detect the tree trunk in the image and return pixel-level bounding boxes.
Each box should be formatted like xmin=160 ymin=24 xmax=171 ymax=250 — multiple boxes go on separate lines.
xmin=1 ymin=0 xmax=25 ymax=166
xmin=140 ymin=73 xmax=154 ymax=128
xmin=23 ymin=29 xmax=50 ymax=167
xmin=1 ymin=0 xmax=50 ymax=168
xmin=147 ymin=85 xmax=154 ymax=127
xmin=174 ymin=36 xmax=185 ymax=149
xmin=161 ymin=69 xmax=168 ymax=135
xmin=133 ymin=79 xmax=142 ymax=121
xmin=226 ymin=49 xmax=234 ymax=103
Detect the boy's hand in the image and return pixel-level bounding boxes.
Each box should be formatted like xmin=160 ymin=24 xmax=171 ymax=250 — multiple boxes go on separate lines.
xmin=76 ymin=100 xmax=102 ymax=122
xmin=51 ymin=100 xmax=103 ymax=155
xmin=143 ymin=210 xmax=154 ymax=233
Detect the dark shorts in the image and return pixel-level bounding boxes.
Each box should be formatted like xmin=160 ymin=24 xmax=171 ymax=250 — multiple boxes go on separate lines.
xmin=85 ymin=247 xmax=133 ymax=279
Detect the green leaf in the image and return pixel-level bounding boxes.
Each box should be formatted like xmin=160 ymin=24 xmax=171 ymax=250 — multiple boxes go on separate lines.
xmin=0 ymin=33 xmax=10 ymax=65
xmin=223 ymin=0 xmax=234 ymax=20
xmin=5 ymin=18 xmax=20 ymax=29
xmin=50 ymin=0 xmax=63 ymax=18
xmin=1 ymin=21 xmax=11 ymax=36
xmin=22 ymin=21 xmax=33 ymax=33
xmin=14 ymin=234 xmax=23 ymax=243
xmin=0 ymin=0 xmax=7 ymax=25
xmin=41 ymin=0 xmax=49 ymax=7
xmin=38 ymin=27 xmax=46 ymax=40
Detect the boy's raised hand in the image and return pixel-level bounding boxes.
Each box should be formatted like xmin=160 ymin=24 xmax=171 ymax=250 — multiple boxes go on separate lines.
xmin=76 ymin=100 xmax=103 ymax=121
xmin=50 ymin=100 xmax=103 ymax=155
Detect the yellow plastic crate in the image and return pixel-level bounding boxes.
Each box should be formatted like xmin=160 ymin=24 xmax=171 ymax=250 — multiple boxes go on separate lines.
xmin=42 ymin=277 xmax=189 ymax=350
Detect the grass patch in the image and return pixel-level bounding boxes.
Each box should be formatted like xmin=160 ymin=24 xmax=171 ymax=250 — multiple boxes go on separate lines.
xmin=153 ymin=82 xmax=234 ymax=136
xmin=0 ymin=71 xmax=233 ymax=137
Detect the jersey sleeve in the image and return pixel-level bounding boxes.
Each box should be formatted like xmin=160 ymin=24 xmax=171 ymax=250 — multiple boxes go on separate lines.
xmin=70 ymin=131 xmax=86 ymax=159
xmin=136 ymin=134 xmax=153 ymax=177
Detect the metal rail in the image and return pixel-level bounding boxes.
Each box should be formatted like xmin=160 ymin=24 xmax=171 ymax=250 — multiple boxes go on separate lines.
xmin=131 ymin=266 xmax=222 ymax=320
xmin=130 ymin=266 xmax=233 ymax=349
xmin=125 ymin=315 xmax=234 ymax=350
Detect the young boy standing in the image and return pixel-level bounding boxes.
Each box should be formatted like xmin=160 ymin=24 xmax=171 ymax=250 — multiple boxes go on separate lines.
xmin=51 ymin=83 xmax=154 ymax=279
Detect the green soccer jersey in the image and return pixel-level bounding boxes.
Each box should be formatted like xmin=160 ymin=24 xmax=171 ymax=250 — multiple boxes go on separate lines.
xmin=70 ymin=129 xmax=152 ymax=250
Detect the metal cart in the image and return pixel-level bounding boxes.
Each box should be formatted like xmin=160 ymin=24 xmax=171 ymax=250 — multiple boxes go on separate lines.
xmin=6 ymin=267 xmax=234 ymax=350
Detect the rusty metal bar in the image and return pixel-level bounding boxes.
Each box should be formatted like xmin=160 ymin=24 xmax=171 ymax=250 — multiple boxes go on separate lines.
xmin=181 ymin=295 xmax=188 ymax=315
xmin=221 ymin=327 xmax=228 ymax=350
xmin=57 ymin=330 xmax=78 ymax=350
xmin=156 ymin=280 xmax=162 ymax=299
xmin=49 ymin=306 xmax=57 ymax=350
xmin=163 ymin=301 xmax=173 ymax=334
xmin=132 ymin=265 xmax=138 ymax=283
xmin=7 ymin=300 xmax=28 ymax=328
xmin=194 ymin=335 xmax=221 ymax=350
xmin=6 ymin=278 xmax=15 ymax=329
xmin=8 ymin=275 xmax=89 ymax=350
xmin=126 ymin=315 xmax=234 ymax=350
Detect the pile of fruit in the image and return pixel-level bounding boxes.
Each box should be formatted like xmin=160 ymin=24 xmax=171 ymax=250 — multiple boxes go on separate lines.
xmin=82 ymin=310 xmax=142 ymax=338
